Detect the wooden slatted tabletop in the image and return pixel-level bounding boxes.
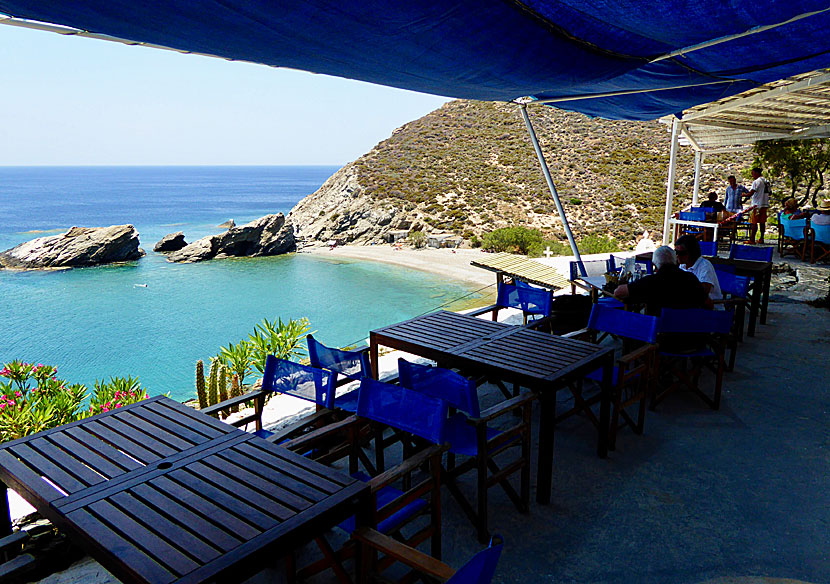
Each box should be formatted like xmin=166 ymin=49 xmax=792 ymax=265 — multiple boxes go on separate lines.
xmin=470 ymin=252 xmax=570 ymax=291
xmin=0 ymin=396 xmax=369 ymax=584
xmin=370 ymin=311 xmax=613 ymax=504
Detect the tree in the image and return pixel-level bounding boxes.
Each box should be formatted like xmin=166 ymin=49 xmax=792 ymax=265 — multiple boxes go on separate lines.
xmin=753 ymin=139 xmax=830 ymax=207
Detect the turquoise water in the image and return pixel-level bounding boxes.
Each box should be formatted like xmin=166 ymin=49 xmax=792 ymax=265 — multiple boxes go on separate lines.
xmin=0 ymin=167 xmax=483 ymax=401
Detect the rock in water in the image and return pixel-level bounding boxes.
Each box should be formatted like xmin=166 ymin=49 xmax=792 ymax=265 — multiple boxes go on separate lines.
xmin=154 ymin=232 xmax=187 ymax=252
xmin=167 ymin=213 xmax=295 ymax=263
xmin=217 ymin=219 xmax=235 ymax=229
xmin=0 ymin=225 xmax=144 ymax=269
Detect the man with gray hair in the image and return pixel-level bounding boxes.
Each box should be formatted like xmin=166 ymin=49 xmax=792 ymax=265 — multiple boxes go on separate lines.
xmin=614 ymin=245 xmax=706 ymax=316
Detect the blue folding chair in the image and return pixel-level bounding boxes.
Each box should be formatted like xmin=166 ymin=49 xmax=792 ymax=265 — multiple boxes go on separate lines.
xmin=807 ymin=221 xmax=830 ymax=263
xmin=729 ymin=243 xmax=773 ymax=262
xmin=284 ymin=376 xmax=449 ymax=580
xmin=777 ymin=214 xmax=807 ymax=260
xmin=308 ymin=333 xmax=371 ymax=393
xmin=399 ymin=359 xmax=532 ymax=543
xmin=699 ymin=241 xmax=718 ymax=257
xmin=679 ymin=210 xmax=706 ymax=238
xmin=562 ymin=305 xmax=658 ymax=448
xmin=468 ymin=282 xmax=551 ymax=325
xmin=653 ymin=308 xmax=734 ymax=410
xmin=354 ymin=529 xmax=504 ymax=584
xmin=713 ymin=270 xmax=750 ymax=371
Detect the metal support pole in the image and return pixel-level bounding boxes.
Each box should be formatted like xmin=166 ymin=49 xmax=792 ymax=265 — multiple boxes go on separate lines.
xmin=662 ymin=118 xmax=681 ymax=244
xmin=519 ymin=104 xmax=584 ymax=270
xmin=692 ymin=150 xmax=703 ymax=206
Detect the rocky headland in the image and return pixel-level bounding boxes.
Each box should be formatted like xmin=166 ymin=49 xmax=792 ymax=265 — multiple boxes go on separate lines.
xmin=167 ymin=213 xmax=295 ymax=263
xmin=289 ymin=100 xmax=754 ymax=248
xmin=0 ymin=225 xmax=144 ymax=270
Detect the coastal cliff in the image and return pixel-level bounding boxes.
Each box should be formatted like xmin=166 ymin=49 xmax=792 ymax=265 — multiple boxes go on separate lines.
xmin=290 ymin=100 xmax=753 ymax=247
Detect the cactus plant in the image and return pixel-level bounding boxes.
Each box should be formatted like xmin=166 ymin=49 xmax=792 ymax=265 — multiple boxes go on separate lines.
xmin=230 ymin=373 xmax=241 ymax=414
xmin=195 ymin=360 xmax=207 ymax=410
xmin=207 ymin=358 xmax=219 ymax=410
xmin=218 ymin=365 xmax=229 ymax=411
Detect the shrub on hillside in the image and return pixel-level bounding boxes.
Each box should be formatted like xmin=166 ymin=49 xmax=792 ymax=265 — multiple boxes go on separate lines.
xmin=528 ymin=239 xmax=570 ymax=257
xmin=481 ymin=227 xmax=543 ymax=254
xmin=409 ymin=230 xmax=427 ymax=248
xmin=579 ymin=234 xmax=620 ymax=254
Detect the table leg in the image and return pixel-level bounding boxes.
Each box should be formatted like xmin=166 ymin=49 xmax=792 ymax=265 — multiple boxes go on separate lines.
xmin=597 ymin=356 xmax=612 ymax=459
xmin=536 ymin=392 xmax=555 ymax=505
xmin=369 ymin=335 xmax=379 ymax=380
xmin=747 ymin=275 xmax=761 ymax=337
xmin=760 ymin=266 xmax=771 ymax=325
xmin=0 ymin=481 xmax=11 ymax=536
xmin=354 ymin=490 xmax=374 ymax=584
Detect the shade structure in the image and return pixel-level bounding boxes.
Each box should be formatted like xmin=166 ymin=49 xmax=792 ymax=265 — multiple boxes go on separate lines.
xmin=4 ymin=1 xmax=830 ymax=120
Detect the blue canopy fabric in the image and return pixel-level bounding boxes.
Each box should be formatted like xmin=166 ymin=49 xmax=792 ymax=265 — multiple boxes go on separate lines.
xmin=2 ymin=1 xmax=830 ymax=120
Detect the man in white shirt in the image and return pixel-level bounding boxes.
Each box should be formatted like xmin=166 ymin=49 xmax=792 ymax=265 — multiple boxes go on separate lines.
xmin=810 ymin=199 xmax=830 ymax=225
xmin=675 ymin=235 xmax=722 ymax=309
xmin=743 ymin=167 xmax=770 ymax=244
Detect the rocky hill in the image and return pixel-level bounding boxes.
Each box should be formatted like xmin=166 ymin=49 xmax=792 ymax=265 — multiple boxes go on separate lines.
xmin=289 ymin=100 xmax=754 ymax=248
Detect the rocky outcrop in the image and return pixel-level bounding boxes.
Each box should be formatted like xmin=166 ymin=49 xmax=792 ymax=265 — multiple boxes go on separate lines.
xmin=0 ymin=225 xmax=144 ymax=269
xmin=217 ymin=219 xmax=235 ymax=229
xmin=167 ymin=213 xmax=295 ymax=263
xmin=153 ymin=232 xmax=187 ymax=252
xmin=289 ymin=164 xmax=410 ymax=245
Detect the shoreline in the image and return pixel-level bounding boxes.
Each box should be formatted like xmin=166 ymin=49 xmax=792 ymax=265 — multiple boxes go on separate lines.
xmin=301 ymin=244 xmax=497 ymax=288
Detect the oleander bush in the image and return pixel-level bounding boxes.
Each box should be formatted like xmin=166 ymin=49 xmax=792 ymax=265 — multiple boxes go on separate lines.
xmin=0 ymin=360 xmax=149 ymax=442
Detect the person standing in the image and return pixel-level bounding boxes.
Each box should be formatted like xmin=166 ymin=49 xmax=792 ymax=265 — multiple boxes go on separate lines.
xmin=743 ymin=167 xmax=770 ymax=244
xmin=724 ymin=175 xmax=748 ymax=213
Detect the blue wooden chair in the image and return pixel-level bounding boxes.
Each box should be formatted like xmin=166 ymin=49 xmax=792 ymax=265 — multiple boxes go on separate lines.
xmin=777 ymin=214 xmax=808 ymax=260
xmin=729 ymin=243 xmax=773 ymax=262
xmin=398 ymin=359 xmax=533 ymax=543
xmin=284 ymin=376 xmax=449 ymax=581
xmin=679 ymin=210 xmax=706 ymax=238
xmin=714 ymin=270 xmax=751 ymax=371
xmin=652 ymin=308 xmax=734 ymax=410
xmin=807 ymin=221 xmax=830 ymax=263
xmin=562 ymin=305 xmax=658 ymax=448
xmin=569 ymin=260 xmax=625 ymax=309
xmin=308 ymin=333 xmax=371 ymax=394
xmin=467 ymin=281 xmax=551 ymax=325
xmin=699 ymin=241 xmax=718 ymax=257
xmin=354 ymin=528 xmax=504 ymax=584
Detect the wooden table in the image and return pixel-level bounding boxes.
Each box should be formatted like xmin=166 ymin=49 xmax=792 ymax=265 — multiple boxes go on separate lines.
xmin=635 ymin=252 xmax=772 ymax=337
xmin=0 ymin=396 xmax=369 ymax=584
xmin=370 ymin=310 xmax=614 ymax=505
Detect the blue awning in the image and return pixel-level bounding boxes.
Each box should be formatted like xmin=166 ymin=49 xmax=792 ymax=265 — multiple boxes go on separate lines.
xmin=2 ymin=1 xmax=830 ymax=120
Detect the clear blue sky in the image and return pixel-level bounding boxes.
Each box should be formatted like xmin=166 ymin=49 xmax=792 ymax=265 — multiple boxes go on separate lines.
xmin=0 ymin=24 xmax=451 ymax=166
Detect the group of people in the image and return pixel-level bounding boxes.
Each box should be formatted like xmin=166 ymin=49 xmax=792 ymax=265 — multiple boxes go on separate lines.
xmin=781 ymin=197 xmax=830 ymax=225
xmin=613 ymin=234 xmax=720 ymax=316
xmin=719 ymin=168 xmax=770 ymax=244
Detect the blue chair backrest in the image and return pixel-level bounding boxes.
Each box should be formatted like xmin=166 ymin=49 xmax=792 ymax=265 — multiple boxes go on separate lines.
xmin=356 ymin=377 xmax=447 ymax=445
xmin=680 ymin=211 xmax=706 ymax=222
xmin=714 ymin=270 xmax=750 ymax=298
xmin=699 ymin=241 xmax=717 ymax=257
xmin=307 ymin=334 xmax=370 ymax=382
xmin=398 ymin=359 xmax=479 ymax=417
xmin=813 ymin=222 xmax=830 ymax=244
xmin=496 ymin=283 xmax=551 ymax=316
xmin=261 ymin=356 xmax=337 ymax=408
xmin=781 ymin=217 xmax=807 ymax=240
xmin=658 ymin=308 xmax=733 ymax=335
xmin=446 ymin=535 xmax=504 ymax=584
xmin=587 ymin=305 xmax=658 ymax=344
xmin=729 ymin=244 xmax=773 ymax=262
xmin=607 ymin=255 xmax=654 ymax=275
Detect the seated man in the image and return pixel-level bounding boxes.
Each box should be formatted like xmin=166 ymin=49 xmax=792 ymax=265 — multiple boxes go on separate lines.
xmin=614 ymin=245 xmax=706 ymax=317
xmin=675 ymin=234 xmax=722 ymax=309
xmin=704 ymin=192 xmax=726 ymax=213
xmin=791 ymin=198 xmax=830 ymax=223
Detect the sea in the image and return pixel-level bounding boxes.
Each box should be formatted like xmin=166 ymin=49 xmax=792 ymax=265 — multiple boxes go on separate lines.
xmin=0 ymin=166 xmax=484 ymax=401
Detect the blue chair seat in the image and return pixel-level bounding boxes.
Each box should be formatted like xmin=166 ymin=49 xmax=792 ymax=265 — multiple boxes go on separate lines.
xmin=444 ymin=413 xmax=511 ymax=457
xmin=333 ymin=387 xmax=360 ymax=412
xmin=339 ymin=471 xmax=428 ymax=534
xmin=254 ymin=428 xmax=274 ymax=439
xmin=598 ymin=297 xmax=625 ymax=309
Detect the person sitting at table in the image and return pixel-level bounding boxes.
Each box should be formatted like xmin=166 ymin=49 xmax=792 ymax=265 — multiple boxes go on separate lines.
xmin=675 ymin=234 xmax=722 ymax=309
xmin=781 ymin=197 xmax=802 ymax=219
xmin=704 ymin=191 xmax=726 ymax=213
xmin=613 ymin=245 xmax=706 ymax=316
xmin=790 ymin=198 xmax=830 ymax=223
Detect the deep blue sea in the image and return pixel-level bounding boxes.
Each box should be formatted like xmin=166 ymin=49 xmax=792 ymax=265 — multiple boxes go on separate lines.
xmin=0 ymin=167 xmax=483 ymax=401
